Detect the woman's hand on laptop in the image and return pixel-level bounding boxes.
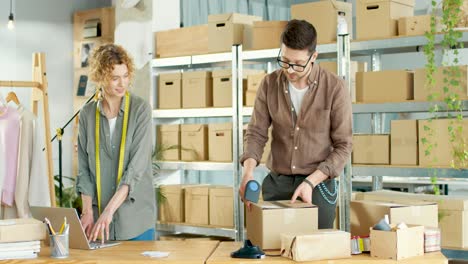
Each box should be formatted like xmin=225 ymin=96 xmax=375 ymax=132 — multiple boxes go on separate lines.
xmin=90 ymin=210 xmax=113 ymax=243
xmin=80 ymin=209 xmax=95 ymax=239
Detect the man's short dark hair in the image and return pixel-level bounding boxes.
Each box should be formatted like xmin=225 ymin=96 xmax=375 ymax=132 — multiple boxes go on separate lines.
xmin=281 ymin=19 xmax=317 ymax=54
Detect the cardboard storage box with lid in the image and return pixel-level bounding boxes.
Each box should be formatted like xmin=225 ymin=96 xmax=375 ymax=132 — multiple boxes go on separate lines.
xmin=209 ymin=186 xmax=234 ymax=228
xmin=350 ymin=199 xmax=438 ymax=237
xmin=157 ymin=124 xmax=180 ymax=161
xmin=356 ymin=70 xmax=414 ymax=102
xmin=291 ymin=0 xmax=353 ymax=44
xmin=355 ymin=190 xmax=468 ymax=248
xmin=181 ymin=124 xmax=208 ymax=161
xmin=391 ymin=120 xmax=418 ymax=165
xmin=246 ymin=200 xmax=318 ymax=250
xmin=414 ymin=65 xmax=468 ymax=101
xmin=158 ymin=184 xmax=186 ymax=223
xmin=185 ymin=185 xmax=209 ymax=225
xmin=319 ymin=61 xmax=367 ymax=103
xmin=352 ymin=134 xmax=390 ymax=164
xmin=208 ymin=13 xmax=262 ymax=53
xmin=158 ymin=73 xmax=181 ymax=109
xmin=398 ymin=15 xmax=430 ymax=36
xmin=245 ymin=73 xmax=266 ymax=106
xmin=212 ymin=69 xmax=264 ymax=107
xmin=357 ymin=0 xmax=415 ymax=40
xmin=370 ymin=225 xmax=425 ymax=260
xmin=247 ymin=21 xmax=287 ymax=50
xmin=155 ymin=25 xmax=208 ymax=58
xmin=208 ymin=123 xmax=232 ymax=162
xmin=182 ymin=71 xmax=212 ymax=108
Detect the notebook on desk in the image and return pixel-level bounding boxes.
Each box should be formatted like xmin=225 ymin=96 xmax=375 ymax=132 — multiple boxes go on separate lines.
xmin=30 ymin=207 xmax=120 ymax=250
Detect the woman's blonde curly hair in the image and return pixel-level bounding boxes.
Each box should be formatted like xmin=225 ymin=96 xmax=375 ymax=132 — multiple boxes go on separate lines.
xmin=88 ymin=44 xmax=135 ymax=91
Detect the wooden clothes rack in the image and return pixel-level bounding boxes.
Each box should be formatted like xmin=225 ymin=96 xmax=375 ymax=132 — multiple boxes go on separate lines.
xmin=0 ymin=53 xmax=56 ymax=207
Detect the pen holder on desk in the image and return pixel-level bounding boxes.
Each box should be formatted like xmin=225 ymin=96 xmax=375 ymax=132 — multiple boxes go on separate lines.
xmin=50 ymin=233 xmax=69 ymax=258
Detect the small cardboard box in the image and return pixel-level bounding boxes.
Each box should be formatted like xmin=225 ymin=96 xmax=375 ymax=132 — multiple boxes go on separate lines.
xmin=418 ymin=119 xmax=468 ymax=167
xmin=249 ymin=21 xmax=287 ymax=50
xmin=157 ymin=125 xmax=180 ymax=161
xmin=291 ymin=0 xmax=353 ymax=44
xmin=185 ymin=186 xmax=209 ymax=225
xmin=352 ymin=134 xmax=390 ymax=164
xmin=370 ymin=225 xmax=424 ymax=260
xmin=370 ymin=226 xmax=424 ymax=260
xmin=158 ymin=73 xmax=181 ymax=109
xmin=398 ymin=15 xmax=430 ymax=36
xmin=246 ymin=201 xmax=318 ymax=250
xmin=357 ymin=0 xmax=415 ymax=40
xmin=414 ymin=65 xmax=468 ymax=101
xmin=355 ymin=190 xmax=468 ymax=248
xmin=158 ymin=184 xmax=185 ymax=222
xmin=182 ymin=71 xmax=213 ymax=108
xmin=246 ymin=73 xmax=266 ymax=92
xmin=212 ymin=69 xmax=264 ymax=107
xmin=208 ymin=13 xmax=262 ymax=53
xmin=391 ymin=120 xmax=418 ymax=165
xmin=208 ymin=123 xmax=232 ymax=162
xmin=356 ymin=70 xmax=414 ymax=102
xmin=0 ymin=218 xmax=46 ymax=243
xmin=245 ymin=90 xmax=257 ymax=107
xmin=209 ymin=186 xmax=233 ymax=227
xmin=319 ymin=61 xmax=367 ymax=103
xmin=350 ymin=200 xmax=438 ymax=237
xmin=181 ymin=124 xmax=208 ymax=161
xmin=155 ymin=25 xmax=208 ymax=58
xmin=281 ymin=230 xmax=351 ymax=261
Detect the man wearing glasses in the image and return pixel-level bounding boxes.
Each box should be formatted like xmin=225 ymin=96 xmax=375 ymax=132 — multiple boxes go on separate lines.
xmin=239 ymin=19 xmax=352 ymax=228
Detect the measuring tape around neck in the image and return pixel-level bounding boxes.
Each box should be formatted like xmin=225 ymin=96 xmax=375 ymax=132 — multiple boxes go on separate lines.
xmin=95 ymin=92 xmax=130 ymax=214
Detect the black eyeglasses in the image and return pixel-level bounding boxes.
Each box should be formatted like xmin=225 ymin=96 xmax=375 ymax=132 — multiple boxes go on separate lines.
xmin=276 ymin=49 xmax=313 ymax=72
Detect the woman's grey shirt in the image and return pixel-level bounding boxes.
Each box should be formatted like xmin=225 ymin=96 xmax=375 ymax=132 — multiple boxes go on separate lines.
xmin=76 ymin=93 xmax=156 ymax=240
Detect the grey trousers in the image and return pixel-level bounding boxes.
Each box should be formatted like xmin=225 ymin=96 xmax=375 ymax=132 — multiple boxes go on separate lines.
xmin=261 ymin=173 xmax=337 ymax=229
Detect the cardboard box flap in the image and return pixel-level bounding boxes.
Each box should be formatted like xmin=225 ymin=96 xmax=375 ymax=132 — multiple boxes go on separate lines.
xmin=358 ymin=0 xmax=415 ymax=7
xmin=159 ymin=72 xmax=182 ymax=81
xmin=253 ymin=20 xmax=288 ymax=28
xmin=256 ymin=200 xmax=317 ymax=210
xmin=209 ymin=123 xmax=233 ymax=132
xmin=212 ymin=69 xmax=232 ymax=78
xmin=182 ymin=71 xmax=212 ymax=79
xmin=185 ymin=186 xmax=209 ymax=195
xmin=209 ymin=186 xmax=233 ymax=197
xmin=208 ymin=13 xmax=262 ymax=25
xmin=330 ymin=0 xmax=354 ymax=12
xmin=181 ymin=124 xmax=205 ymax=133
xmin=158 ymin=125 xmax=180 ymax=132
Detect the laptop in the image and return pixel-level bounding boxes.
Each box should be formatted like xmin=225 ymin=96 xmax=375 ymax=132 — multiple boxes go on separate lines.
xmin=30 ymin=207 xmax=120 ymax=250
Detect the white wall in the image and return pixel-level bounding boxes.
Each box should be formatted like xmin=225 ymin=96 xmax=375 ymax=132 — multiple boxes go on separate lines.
xmin=0 ymin=0 xmax=111 ymax=179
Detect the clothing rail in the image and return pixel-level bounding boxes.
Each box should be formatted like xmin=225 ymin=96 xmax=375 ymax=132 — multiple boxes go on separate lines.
xmin=0 ymin=53 xmax=55 ymax=206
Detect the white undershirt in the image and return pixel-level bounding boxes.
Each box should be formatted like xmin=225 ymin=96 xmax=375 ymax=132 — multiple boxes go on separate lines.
xmin=288 ymin=82 xmax=309 ymax=114
xmin=108 ymin=117 xmax=117 ymax=139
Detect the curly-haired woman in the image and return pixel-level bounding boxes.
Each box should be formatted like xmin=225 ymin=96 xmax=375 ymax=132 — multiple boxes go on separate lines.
xmin=76 ymin=44 xmax=156 ymax=242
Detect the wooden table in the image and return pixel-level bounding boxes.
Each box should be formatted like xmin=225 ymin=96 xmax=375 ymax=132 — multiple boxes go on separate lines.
xmin=207 ymin=242 xmax=449 ymax=264
xmin=3 ymin=241 xmax=219 ymax=263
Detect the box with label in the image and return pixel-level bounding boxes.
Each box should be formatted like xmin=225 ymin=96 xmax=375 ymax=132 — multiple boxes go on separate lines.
xmin=356 ymin=70 xmax=414 ymax=102
xmin=158 ymin=184 xmax=185 ymax=223
xmin=181 ymin=124 xmax=208 ymax=161
xmin=157 ymin=125 xmax=180 ymax=161
xmin=418 ymin=119 xmax=468 ymax=167
xmin=208 ymin=123 xmax=232 ymax=162
xmin=352 ymin=134 xmax=390 ymax=164
xmin=357 ymin=0 xmax=415 ymax=40
xmin=391 ymin=120 xmax=418 ymax=165
xmin=414 ymin=65 xmax=468 ymax=101
xmin=319 ymin=61 xmax=367 ymax=103
xmin=291 ymin=0 xmax=353 ymax=44
xmin=398 ymin=15 xmax=430 ymax=36
xmin=158 ymin=73 xmax=181 ymax=109
xmin=182 ymin=71 xmax=212 ymax=108
xmin=249 ymin=21 xmax=287 ymax=50
xmin=155 ymin=25 xmax=208 ymax=58
xmin=355 ymin=190 xmax=468 ymax=248
xmin=208 ymin=13 xmax=262 ymax=53
xmin=184 ymin=186 xmax=209 ymax=225
xmin=209 ymin=186 xmax=233 ymax=227
xmin=370 ymin=225 xmax=424 ymax=260
xmin=281 ymin=230 xmax=350 ymax=261
xmin=246 ymin=201 xmax=318 ymax=250
xmin=212 ymin=69 xmax=264 ymax=107
xmin=350 ymin=199 xmax=438 ymax=237
xmin=0 ymin=219 xmax=46 ymax=243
